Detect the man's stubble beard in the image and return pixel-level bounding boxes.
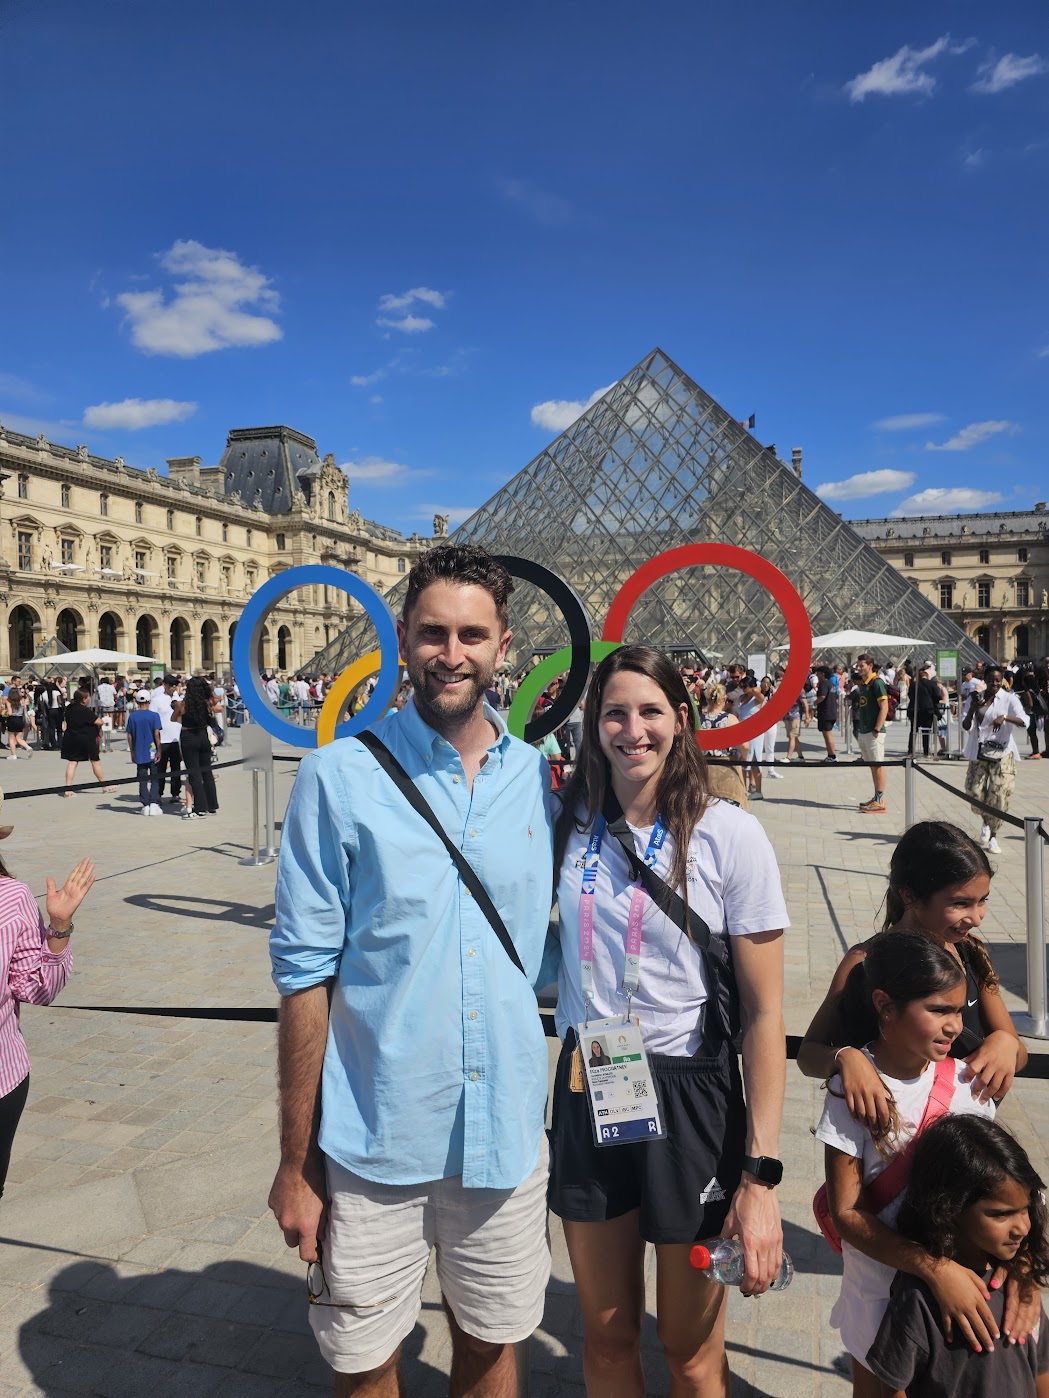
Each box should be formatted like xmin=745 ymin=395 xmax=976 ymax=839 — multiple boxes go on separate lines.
xmin=407 ymin=660 xmax=494 ymax=729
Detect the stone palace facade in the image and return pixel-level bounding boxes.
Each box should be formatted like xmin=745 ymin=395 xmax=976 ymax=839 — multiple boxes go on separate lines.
xmin=852 ymin=503 xmax=1049 ymax=661
xmin=0 ymin=423 xmax=441 ymax=677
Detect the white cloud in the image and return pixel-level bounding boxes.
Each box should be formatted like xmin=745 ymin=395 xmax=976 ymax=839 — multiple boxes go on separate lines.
xmin=378 ymin=287 xmax=446 ymax=312
xmin=116 ymin=240 xmax=282 ymax=357
xmin=963 ymin=147 xmax=986 ymax=169
xmin=0 ymin=372 xmax=49 ymax=405
xmin=971 ymin=52 xmax=1048 ymax=95
xmin=415 ymin=503 xmax=478 ymax=526
xmin=497 ymin=178 xmax=574 ymax=226
xmin=369 ymin=394 xmax=384 ymax=405
xmin=530 ymin=383 xmax=614 ymax=432
xmin=816 ymin=469 xmax=917 ymax=501
xmin=340 ymin=455 xmax=432 ymax=484
xmin=872 ymin=412 xmax=947 ymax=431
xmin=925 ymin=420 xmax=1020 ymax=451
xmin=350 ymin=369 xmax=385 ymax=387
xmin=82 ymin=397 xmax=198 ymax=430
xmin=1038 ymin=344 xmax=1049 ymax=359
xmin=844 ymin=35 xmax=973 ymax=103
xmin=377 ymin=314 xmax=436 ymax=334
xmin=892 ymin=488 xmax=1005 ymax=516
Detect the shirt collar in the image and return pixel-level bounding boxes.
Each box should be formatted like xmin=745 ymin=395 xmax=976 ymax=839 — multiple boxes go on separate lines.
xmin=399 ymin=695 xmax=511 ymax=762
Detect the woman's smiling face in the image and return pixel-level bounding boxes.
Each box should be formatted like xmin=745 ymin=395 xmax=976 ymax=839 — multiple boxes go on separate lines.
xmin=597 ymin=671 xmax=688 ymax=797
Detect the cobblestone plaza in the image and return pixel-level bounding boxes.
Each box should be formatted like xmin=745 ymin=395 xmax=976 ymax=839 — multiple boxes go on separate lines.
xmin=0 ymin=725 xmax=1044 ymax=1396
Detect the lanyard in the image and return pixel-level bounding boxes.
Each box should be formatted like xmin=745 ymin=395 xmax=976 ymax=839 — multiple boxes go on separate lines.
xmin=579 ymin=813 xmax=667 ymax=1019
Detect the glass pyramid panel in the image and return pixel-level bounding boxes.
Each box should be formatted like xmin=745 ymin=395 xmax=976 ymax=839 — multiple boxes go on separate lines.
xmin=306 ymin=348 xmax=987 ymax=675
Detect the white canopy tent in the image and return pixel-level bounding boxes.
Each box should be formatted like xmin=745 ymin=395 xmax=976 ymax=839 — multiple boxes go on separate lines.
xmin=772 ymin=629 xmax=930 ymax=656
xmin=22 ymin=647 xmax=156 ymax=671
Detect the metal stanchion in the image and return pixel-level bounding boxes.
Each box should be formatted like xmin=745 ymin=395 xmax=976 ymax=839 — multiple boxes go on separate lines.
xmin=904 ymin=756 xmax=916 ymax=830
xmin=239 ymin=769 xmax=275 ymax=867
xmin=263 ymin=760 xmax=278 ymax=858
xmin=1013 ymin=817 xmax=1048 ymax=1040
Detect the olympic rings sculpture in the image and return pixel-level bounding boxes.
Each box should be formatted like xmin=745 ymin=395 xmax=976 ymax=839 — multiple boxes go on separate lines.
xmin=234 ymin=546 xmax=812 ymax=751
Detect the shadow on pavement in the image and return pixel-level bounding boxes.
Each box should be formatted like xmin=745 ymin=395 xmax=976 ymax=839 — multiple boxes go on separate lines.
xmin=123 ymin=892 xmax=276 ymax=929
xmin=18 ymin=1257 xmax=450 ymax=1395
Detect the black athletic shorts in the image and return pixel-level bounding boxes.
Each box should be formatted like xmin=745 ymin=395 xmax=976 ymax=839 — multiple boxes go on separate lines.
xmin=6 ymin=717 xmax=24 ymax=734
xmin=548 ymin=1027 xmax=746 ymax=1244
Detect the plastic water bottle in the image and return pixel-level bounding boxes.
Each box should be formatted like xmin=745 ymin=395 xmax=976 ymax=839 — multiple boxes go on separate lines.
xmin=688 ymin=1237 xmax=793 ymax=1290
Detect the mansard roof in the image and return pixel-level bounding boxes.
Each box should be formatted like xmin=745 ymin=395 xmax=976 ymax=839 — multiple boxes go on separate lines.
xmin=218 ymin=426 xmax=322 ymax=514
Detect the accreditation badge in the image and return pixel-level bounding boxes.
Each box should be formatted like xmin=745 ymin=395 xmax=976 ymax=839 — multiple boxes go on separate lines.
xmin=576 ymin=1017 xmax=664 ymax=1147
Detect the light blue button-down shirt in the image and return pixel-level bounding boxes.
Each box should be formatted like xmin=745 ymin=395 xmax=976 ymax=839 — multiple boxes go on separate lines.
xmin=270 ymin=699 xmax=556 ymax=1190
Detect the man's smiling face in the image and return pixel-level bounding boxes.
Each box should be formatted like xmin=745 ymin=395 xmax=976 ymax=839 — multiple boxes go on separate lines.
xmin=397 ymin=581 xmax=511 ymax=730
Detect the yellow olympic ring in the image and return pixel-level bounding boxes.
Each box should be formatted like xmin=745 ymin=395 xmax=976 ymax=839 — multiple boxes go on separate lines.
xmin=317 ymin=651 xmax=403 ymax=747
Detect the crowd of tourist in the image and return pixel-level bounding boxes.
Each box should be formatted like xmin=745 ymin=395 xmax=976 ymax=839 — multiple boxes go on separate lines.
xmin=1 ymin=551 xmax=1046 ymax=1395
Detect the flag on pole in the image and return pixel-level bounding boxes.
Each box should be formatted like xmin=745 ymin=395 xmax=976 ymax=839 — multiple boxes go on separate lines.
xmin=738 ymin=414 xmax=756 ymax=430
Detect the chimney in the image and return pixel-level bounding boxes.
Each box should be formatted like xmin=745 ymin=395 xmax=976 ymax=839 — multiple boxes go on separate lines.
xmin=1035 ymin=502 xmax=1046 ymax=512
xmin=166 ymin=455 xmax=201 ymax=485
xmin=791 ymin=447 xmax=803 ymax=480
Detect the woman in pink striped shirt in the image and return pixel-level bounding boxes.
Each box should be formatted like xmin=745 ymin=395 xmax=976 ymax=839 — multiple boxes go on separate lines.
xmin=0 ymin=824 xmax=95 ymax=1198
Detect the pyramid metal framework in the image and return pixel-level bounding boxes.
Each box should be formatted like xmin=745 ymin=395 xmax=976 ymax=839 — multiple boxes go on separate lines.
xmin=307 ymin=348 xmax=985 ymax=674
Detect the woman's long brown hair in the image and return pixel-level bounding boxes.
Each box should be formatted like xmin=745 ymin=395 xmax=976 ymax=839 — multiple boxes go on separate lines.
xmin=553 ymin=646 xmax=711 ymax=895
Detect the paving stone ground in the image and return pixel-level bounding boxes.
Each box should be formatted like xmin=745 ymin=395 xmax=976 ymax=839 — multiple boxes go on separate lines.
xmin=0 ymin=721 xmax=1045 ymax=1395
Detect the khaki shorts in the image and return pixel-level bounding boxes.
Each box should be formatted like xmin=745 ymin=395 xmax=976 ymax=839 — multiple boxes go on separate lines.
xmin=857 ymin=729 xmax=885 ymax=763
xmin=309 ymin=1139 xmax=550 ymax=1374
xmin=784 ymin=717 xmax=801 ymax=738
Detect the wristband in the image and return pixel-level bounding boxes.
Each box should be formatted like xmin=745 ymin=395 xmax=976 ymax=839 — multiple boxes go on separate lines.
xmin=833 ymin=1046 xmax=851 ymax=1066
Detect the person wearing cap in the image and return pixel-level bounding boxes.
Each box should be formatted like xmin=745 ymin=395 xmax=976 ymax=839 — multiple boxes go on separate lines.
xmin=127 ymin=690 xmax=163 ymax=816
xmin=0 ymin=807 xmax=95 ymax=1198
xmin=149 ymin=675 xmax=183 ymax=805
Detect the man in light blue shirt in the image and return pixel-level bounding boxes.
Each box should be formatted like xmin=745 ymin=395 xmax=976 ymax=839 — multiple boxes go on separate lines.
xmin=268 ymin=545 xmax=555 ymax=1397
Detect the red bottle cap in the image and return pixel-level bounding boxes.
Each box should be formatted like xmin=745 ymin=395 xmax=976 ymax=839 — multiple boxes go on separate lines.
xmin=689 ymin=1244 xmax=711 ymax=1270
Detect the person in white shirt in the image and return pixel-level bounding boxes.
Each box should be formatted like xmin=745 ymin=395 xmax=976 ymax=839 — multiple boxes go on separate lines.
xmin=96 ymin=679 xmax=116 ymax=715
xmin=961 ymin=667 xmax=1027 ymax=853
xmin=264 ymin=674 xmax=280 ymax=707
xmin=293 ymin=677 xmax=311 ymax=724
xmin=149 ymin=675 xmax=183 ymax=805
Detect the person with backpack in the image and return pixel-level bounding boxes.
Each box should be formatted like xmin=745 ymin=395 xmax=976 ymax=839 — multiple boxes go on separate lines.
xmin=548 ymin=645 xmax=788 ymax=1394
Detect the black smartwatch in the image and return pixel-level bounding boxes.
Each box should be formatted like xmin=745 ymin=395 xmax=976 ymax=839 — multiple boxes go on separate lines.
xmin=742 ymin=1154 xmax=783 ymax=1187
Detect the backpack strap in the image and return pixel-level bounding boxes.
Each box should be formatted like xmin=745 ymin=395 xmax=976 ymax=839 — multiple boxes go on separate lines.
xmin=355 ymin=730 xmax=526 ymax=978
xmin=865 ymin=1058 xmax=955 ymax=1215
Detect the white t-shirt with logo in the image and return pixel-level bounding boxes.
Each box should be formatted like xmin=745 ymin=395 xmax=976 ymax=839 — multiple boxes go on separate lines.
xmin=555 ymin=798 xmax=789 ymax=1056
xmin=815 ymin=1050 xmax=995 ymax=1364
xmin=962 ymin=689 xmax=1027 ymax=761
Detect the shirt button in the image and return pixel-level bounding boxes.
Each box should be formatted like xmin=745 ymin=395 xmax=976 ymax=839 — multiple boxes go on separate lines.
xmin=468 ymin=948 xmax=476 ymax=957
xmin=425 ymin=754 xmax=431 ymax=763
xmin=469 ymin=1010 xmax=478 ymax=1020
xmin=470 ymin=1072 xmax=479 ymax=1081
xmin=470 ymin=828 xmax=477 ymax=838
xmin=453 ymin=775 xmax=461 ymax=784
xmin=463 ymin=887 xmax=472 ymax=898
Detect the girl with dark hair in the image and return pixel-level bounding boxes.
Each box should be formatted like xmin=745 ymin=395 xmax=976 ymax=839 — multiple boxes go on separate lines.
xmin=1 ymin=685 xmax=33 ymax=759
xmin=867 ymin=1116 xmax=1049 ymax=1394
xmin=179 ymin=675 xmax=219 ymax=819
xmin=549 ymin=645 xmax=789 ymax=1395
xmin=815 ymin=934 xmax=1001 ymax=1395
xmin=799 ymin=821 xmax=1025 ymax=1127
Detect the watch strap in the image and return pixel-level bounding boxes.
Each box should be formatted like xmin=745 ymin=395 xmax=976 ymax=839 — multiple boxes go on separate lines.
xmin=742 ymin=1154 xmax=783 ymax=1186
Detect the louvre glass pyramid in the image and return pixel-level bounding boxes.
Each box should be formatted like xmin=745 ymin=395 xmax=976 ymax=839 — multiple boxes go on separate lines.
xmin=308 ymin=348 xmax=985 ymax=673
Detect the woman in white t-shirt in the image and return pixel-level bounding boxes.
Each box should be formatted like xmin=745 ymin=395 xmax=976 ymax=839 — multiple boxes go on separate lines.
xmin=548 ymin=645 xmax=789 ymax=1396
xmin=961 ymin=667 xmax=1027 ymax=854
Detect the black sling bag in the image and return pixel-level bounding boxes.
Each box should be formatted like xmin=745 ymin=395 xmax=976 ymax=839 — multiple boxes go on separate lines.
xmin=601 ymin=792 xmax=741 ymax=1044
xmin=356 ymin=731 xmax=527 ymax=977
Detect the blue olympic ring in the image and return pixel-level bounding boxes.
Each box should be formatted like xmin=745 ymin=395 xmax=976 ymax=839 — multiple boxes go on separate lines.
xmin=232 ymin=566 xmax=400 ymax=749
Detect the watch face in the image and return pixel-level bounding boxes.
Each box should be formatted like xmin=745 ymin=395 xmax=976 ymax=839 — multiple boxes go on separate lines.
xmin=746 ymin=1155 xmax=783 ymax=1185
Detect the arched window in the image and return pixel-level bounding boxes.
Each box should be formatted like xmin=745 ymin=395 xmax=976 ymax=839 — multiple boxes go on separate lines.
xmin=9 ymin=605 xmax=37 ymax=663
xmin=57 ymin=609 xmax=80 ymax=650
xmin=277 ymin=626 xmax=291 ymax=670
xmin=99 ymin=492 xmax=109 ymax=517
xmin=135 ymin=501 xmax=143 ymax=524
xmin=327 ymin=492 xmax=336 ymax=521
xmin=99 ymin=613 xmax=120 ymax=650
xmin=137 ymin=616 xmax=155 ymax=658
xmin=1013 ymin=626 xmax=1030 ymax=657
xmin=397 ymin=557 xmax=406 ymax=573
xmin=976 ymin=625 xmax=991 ymax=653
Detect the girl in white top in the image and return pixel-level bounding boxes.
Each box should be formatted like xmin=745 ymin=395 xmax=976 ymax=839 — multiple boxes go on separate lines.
xmin=961 ymin=667 xmax=1027 ymax=853
xmin=815 ymin=932 xmax=998 ymax=1398
xmin=550 ymin=645 xmax=789 ymax=1397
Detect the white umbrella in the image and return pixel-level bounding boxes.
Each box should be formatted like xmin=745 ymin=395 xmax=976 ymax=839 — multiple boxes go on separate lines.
xmin=26 ymin=647 xmax=157 ymax=667
xmin=773 ymin=629 xmax=930 ymax=653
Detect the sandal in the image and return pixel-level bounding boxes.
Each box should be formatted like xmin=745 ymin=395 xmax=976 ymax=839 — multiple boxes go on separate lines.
xmin=63 ymin=790 xmax=77 ymax=798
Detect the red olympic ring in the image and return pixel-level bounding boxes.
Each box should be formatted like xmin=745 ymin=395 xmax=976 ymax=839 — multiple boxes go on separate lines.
xmin=601 ymin=544 xmax=813 ymax=752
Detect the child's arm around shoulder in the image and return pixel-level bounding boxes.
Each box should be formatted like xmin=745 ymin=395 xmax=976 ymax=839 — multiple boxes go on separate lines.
xmin=964 ymin=936 xmax=1028 ymax=1102
xmin=798 ymin=943 xmax=892 ymax=1133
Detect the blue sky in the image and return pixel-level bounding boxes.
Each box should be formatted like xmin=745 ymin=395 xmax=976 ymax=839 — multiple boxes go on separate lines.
xmin=2 ymin=0 xmax=1047 ymax=534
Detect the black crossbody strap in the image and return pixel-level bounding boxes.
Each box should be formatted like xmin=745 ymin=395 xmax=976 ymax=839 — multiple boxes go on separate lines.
xmin=356 ymin=731 xmax=526 ymax=977
xmin=602 ymin=809 xmax=712 ymax=954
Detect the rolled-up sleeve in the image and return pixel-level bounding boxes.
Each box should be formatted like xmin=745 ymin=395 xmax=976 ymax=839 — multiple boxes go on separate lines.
xmin=8 ymin=889 xmax=72 ymax=1005
xmin=270 ymin=751 xmax=354 ymax=995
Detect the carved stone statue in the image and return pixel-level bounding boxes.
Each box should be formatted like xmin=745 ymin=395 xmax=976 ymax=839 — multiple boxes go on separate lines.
xmin=348 ymin=509 xmax=363 ymax=531
xmin=36 ymin=433 xmax=48 ymax=450
xmin=76 ymin=444 xmax=89 ymax=461
xmin=114 ymin=455 xmax=125 ymax=471
xmin=433 ymin=513 xmax=449 ymax=538
xmin=1042 ymin=588 xmax=1048 ymax=609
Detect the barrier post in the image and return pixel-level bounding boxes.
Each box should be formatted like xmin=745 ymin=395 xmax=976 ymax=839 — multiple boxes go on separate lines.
xmin=904 ymin=755 xmax=916 ymax=830
xmin=240 ymin=726 xmax=276 ymax=868
xmin=1013 ymin=817 xmax=1048 ymax=1041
